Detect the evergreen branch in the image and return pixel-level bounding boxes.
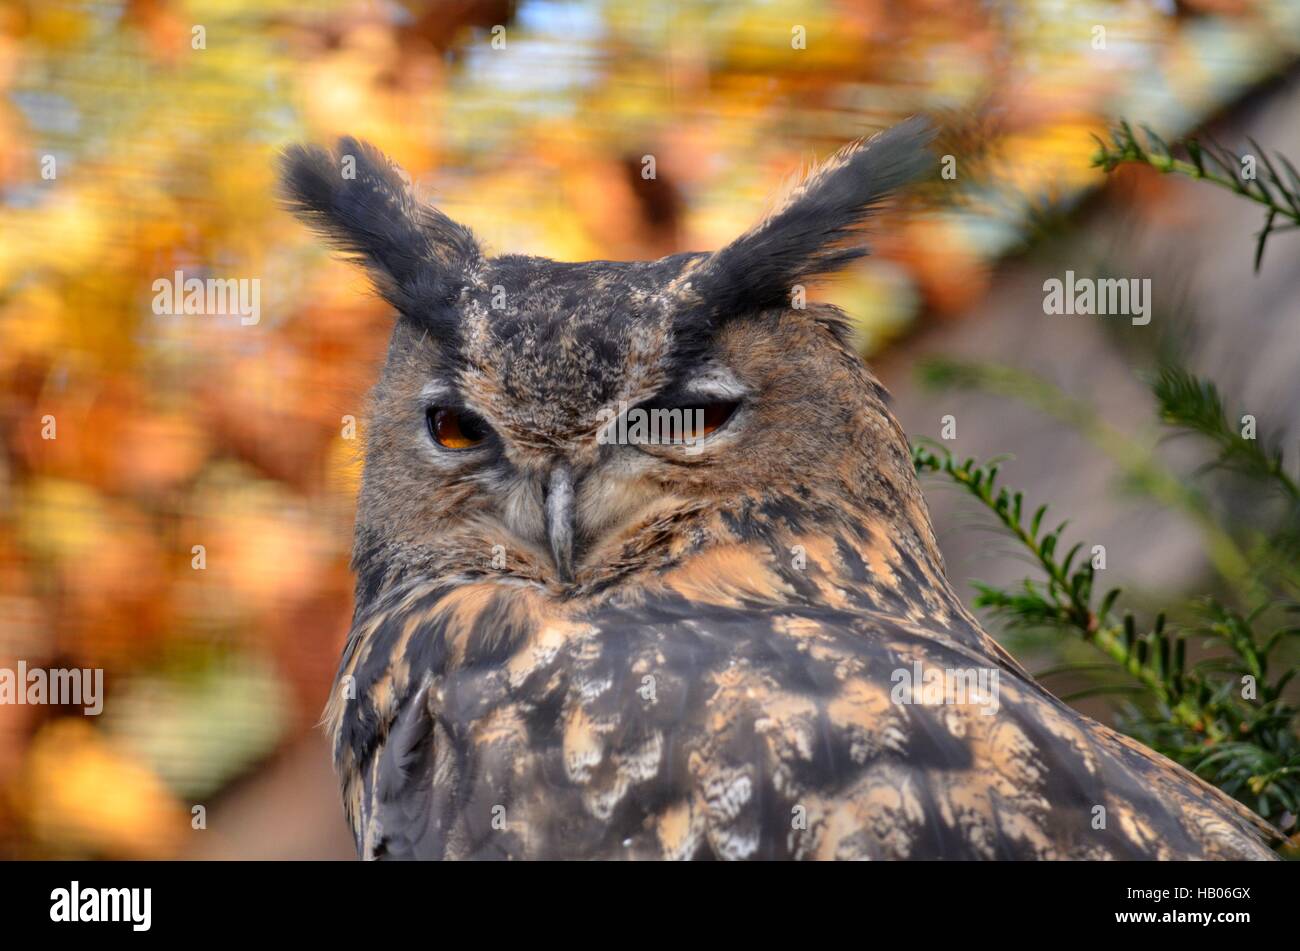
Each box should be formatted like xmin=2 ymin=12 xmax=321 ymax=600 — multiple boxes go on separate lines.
xmin=1091 ymin=121 xmax=1300 ymax=271
xmin=916 ymin=359 xmax=1255 ymax=594
xmin=1151 ymin=364 xmax=1300 ymax=503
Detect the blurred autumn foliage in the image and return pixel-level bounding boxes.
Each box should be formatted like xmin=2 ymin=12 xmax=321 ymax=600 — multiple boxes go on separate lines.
xmin=0 ymin=0 xmax=1296 ymax=857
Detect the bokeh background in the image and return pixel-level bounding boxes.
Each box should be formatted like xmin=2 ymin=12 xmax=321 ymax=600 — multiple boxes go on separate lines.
xmin=1 ymin=0 xmax=1298 ymax=858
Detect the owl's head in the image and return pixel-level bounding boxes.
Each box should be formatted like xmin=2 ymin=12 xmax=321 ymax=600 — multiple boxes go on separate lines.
xmin=282 ymin=120 xmax=936 ymax=604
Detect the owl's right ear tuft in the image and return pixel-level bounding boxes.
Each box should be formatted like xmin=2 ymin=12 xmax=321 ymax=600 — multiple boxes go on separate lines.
xmin=279 ymin=137 xmax=481 ymax=323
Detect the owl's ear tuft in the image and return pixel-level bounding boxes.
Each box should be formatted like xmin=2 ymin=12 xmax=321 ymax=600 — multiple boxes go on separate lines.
xmin=682 ymin=116 xmax=935 ymax=324
xmin=279 ymin=137 xmax=481 ymax=322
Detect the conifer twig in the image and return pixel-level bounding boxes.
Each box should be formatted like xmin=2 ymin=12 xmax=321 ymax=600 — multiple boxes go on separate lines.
xmin=1091 ymin=121 xmax=1300 ymax=271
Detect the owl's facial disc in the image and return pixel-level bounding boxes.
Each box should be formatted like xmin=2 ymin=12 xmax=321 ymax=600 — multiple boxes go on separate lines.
xmin=416 ymin=359 xmax=752 ymax=584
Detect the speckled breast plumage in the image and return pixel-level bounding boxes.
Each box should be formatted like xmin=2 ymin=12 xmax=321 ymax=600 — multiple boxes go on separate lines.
xmin=327 ymin=502 xmax=1276 ymax=860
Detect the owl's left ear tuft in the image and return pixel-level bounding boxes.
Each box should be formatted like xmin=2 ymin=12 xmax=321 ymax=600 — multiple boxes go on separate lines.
xmin=279 ymin=137 xmax=482 ymax=325
xmin=680 ymin=116 xmax=935 ymax=326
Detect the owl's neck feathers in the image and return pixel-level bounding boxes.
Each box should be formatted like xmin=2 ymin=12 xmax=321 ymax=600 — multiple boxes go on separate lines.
xmin=584 ymin=472 xmax=964 ymax=620
xmin=350 ymin=426 xmax=963 ymax=631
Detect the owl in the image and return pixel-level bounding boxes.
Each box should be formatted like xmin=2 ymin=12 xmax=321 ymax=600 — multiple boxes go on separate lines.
xmin=281 ymin=119 xmax=1279 ymax=860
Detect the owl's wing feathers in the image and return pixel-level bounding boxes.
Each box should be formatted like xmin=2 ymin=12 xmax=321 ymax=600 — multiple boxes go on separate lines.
xmin=334 ymin=578 xmax=1279 ymax=860
xmin=366 ymin=679 xmax=438 ymax=860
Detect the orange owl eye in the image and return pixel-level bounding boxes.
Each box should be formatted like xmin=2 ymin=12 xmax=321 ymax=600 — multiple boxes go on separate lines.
xmin=427 ymin=407 xmax=490 ymax=449
xmin=643 ymin=400 xmax=739 ymax=443
xmin=697 ymin=401 xmax=738 ymax=437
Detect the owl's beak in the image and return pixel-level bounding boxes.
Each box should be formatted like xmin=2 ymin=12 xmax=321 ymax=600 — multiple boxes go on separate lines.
xmin=544 ymin=463 xmax=576 ymax=583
